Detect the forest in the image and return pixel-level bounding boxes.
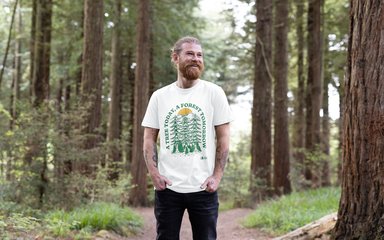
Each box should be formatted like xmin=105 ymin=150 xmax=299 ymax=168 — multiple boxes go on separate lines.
xmin=1 ymin=0 xmax=383 ymax=239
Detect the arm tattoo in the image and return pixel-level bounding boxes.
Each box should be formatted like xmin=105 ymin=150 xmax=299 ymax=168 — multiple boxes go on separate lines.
xmin=216 ymin=147 xmax=229 ymax=172
xmin=152 ymin=143 xmax=158 ymax=168
xmin=144 ymin=145 xmax=158 ymax=169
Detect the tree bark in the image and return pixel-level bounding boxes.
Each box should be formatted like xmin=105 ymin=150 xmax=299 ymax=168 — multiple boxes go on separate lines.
xmin=250 ymin=0 xmax=273 ymax=199
xmin=32 ymin=0 xmax=52 ymax=107
xmin=292 ymin=0 xmax=306 ymax=188
xmin=273 ymin=0 xmax=291 ymax=195
xmin=107 ymin=0 xmax=122 ymax=181
xmin=333 ymin=1 xmax=384 ymax=238
xmin=0 ymin=0 xmax=19 ymax=92
xmin=321 ymin=37 xmax=331 ymax=187
xmin=30 ymin=0 xmax=37 ymax=100
xmin=304 ymin=0 xmax=323 ymax=187
xmin=7 ymin=0 xmax=22 ymax=181
xmin=80 ymin=0 xmax=104 ymax=171
xmin=129 ymin=0 xmax=152 ymax=206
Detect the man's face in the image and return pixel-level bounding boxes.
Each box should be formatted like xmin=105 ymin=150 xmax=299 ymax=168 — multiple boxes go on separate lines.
xmin=175 ymin=43 xmax=204 ymax=81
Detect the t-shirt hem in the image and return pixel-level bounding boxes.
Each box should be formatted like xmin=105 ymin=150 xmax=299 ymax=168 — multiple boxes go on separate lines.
xmin=165 ymin=186 xmax=206 ymax=194
xmin=142 ymin=122 xmax=159 ymax=129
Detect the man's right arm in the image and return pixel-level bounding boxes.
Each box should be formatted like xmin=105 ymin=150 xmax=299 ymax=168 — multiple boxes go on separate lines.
xmin=143 ymin=127 xmax=172 ymax=190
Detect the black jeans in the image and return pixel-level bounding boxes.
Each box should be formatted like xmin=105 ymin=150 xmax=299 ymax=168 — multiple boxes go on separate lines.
xmin=154 ymin=188 xmax=219 ymax=240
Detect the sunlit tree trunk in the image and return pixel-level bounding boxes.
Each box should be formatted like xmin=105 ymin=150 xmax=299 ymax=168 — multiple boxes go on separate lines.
xmin=79 ymin=0 xmax=104 ymax=173
xmin=250 ymin=0 xmax=273 ymax=200
xmin=333 ymin=1 xmax=384 ymax=238
xmin=129 ymin=0 xmax=152 ymax=206
xmin=107 ymin=0 xmax=122 ymax=181
xmin=304 ymin=0 xmax=323 ymax=187
xmin=273 ymin=0 xmax=291 ymax=195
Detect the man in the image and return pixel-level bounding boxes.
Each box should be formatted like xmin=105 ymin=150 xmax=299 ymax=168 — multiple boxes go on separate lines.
xmin=142 ymin=36 xmax=233 ymax=240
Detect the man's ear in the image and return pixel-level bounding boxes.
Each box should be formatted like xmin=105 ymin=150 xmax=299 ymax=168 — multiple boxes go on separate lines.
xmin=171 ymin=53 xmax=179 ymax=64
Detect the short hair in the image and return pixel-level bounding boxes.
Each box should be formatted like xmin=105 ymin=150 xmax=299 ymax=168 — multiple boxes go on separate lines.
xmin=171 ymin=36 xmax=202 ymax=55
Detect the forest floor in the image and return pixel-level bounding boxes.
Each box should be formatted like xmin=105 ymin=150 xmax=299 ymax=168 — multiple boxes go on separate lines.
xmin=123 ymin=207 xmax=275 ymax=240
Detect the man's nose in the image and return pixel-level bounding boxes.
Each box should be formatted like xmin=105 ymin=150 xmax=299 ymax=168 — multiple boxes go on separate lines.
xmin=191 ymin=54 xmax=200 ymax=61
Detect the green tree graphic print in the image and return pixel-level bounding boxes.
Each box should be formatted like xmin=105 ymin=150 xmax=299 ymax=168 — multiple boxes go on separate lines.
xmin=169 ymin=107 xmax=204 ymax=155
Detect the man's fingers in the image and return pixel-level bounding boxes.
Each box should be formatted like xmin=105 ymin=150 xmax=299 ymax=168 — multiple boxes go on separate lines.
xmin=200 ymin=179 xmax=209 ymax=189
xmin=164 ymin=177 xmax=172 ymax=186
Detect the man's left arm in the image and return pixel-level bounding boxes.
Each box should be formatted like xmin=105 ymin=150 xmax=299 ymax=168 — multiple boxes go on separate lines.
xmin=201 ymin=122 xmax=230 ymax=192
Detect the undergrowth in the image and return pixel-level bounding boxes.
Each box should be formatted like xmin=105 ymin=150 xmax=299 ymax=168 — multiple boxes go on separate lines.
xmin=243 ymin=187 xmax=340 ymax=235
xmin=45 ymin=202 xmax=143 ymax=237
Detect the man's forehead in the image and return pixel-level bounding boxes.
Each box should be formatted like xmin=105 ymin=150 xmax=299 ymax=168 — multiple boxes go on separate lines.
xmin=181 ymin=42 xmax=202 ymax=52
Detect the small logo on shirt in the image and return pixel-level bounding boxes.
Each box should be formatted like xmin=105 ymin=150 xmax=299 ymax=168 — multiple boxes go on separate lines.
xmin=164 ymin=103 xmax=207 ymax=155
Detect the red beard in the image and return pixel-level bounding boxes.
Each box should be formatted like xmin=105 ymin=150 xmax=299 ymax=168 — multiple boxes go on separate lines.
xmin=179 ymin=61 xmax=204 ymax=80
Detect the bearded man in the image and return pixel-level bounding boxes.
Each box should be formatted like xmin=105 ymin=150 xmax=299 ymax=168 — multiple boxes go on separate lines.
xmin=142 ymin=36 xmax=233 ymax=240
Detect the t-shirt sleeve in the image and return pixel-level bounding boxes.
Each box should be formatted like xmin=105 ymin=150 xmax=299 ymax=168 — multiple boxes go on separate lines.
xmin=142 ymin=92 xmax=160 ymax=129
xmin=212 ymin=87 xmax=234 ymax=126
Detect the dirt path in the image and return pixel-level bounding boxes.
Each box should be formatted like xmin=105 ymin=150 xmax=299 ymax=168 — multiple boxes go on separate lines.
xmin=128 ymin=208 xmax=274 ymax=240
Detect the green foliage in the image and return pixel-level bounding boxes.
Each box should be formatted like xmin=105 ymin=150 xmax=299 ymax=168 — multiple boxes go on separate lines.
xmin=0 ymin=212 xmax=42 ymax=239
xmin=152 ymin=0 xmax=204 ymax=87
xmin=243 ymin=187 xmax=340 ymax=235
xmin=45 ymin=202 xmax=143 ymax=237
xmin=220 ymin=132 xmax=252 ymax=207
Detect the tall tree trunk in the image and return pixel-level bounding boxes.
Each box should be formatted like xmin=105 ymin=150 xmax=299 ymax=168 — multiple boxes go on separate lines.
xmin=293 ymin=0 xmax=306 ymax=188
xmin=333 ymin=1 xmax=384 ymax=238
xmin=321 ymin=79 xmax=330 ymax=186
xmin=125 ymin=49 xmax=135 ymax=171
xmin=8 ymin=2 xmax=22 ymax=181
xmin=304 ymin=0 xmax=323 ymax=187
xmin=273 ymin=0 xmax=291 ymax=195
xmin=321 ymin=35 xmax=331 ymax=187
xmin=28 ymin=0 xmax=52 ymax=208
xmin=30 ymin=0 xmax=37 ymax=100
xmin=75 ymin=11 xmax=84 ymax=97
xmin=32 ymin=0 xmax=52 ymax=107
xmin=129 ymin=0 xmax=152 ymax=207
xmin=107 ymin=0 xmax=122 ymax=181
xmin=0 ymin=0 xmax=19 ymax=92
xmin=79 ymin=0 xmax=104 ymax=173
xmin=250 ymin=0 xmax=273 ymax=200
xmin=337 ymin=72 xmax=344 ymax=185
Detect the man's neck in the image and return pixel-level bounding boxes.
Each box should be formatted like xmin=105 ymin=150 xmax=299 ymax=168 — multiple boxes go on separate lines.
xmin=176 ymin=77 xmax=200 ymax=89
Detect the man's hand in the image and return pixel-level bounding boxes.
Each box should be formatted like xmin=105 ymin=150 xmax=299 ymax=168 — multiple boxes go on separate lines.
xmin=151 ymin=173 xmax=172 ymax=191
xmin=200 ymin=123 xmax=230 ymax=193
xmin=201 ymin=175 xmax=221 ymax=192
xmin=143 ymin=127 xmax=172 ymax=191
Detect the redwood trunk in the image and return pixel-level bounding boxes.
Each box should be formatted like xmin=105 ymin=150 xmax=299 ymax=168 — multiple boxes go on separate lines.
xmin=250 ymin=0 xmax=273 ymax=199
xmin=107 ymin=0 xmax=122 ymax=180
xmin=333 ymin=1 xmax=384 ymax=238
xmin=80 ymin=0 xmax=104 ymax=153
xmin=129 ymin=0 xmax=152 ymax=206
xmin=32 ymin=0 xmax=52 ymax=107
xmin=304 ymin=0 xmax=323 ymax=186
xmin=292 ymin=0 xmax=306 ymax=187
xmin=273 ymin=0 xmax=291 ymax=195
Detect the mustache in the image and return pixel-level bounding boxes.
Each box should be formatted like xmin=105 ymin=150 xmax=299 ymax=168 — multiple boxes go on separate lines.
xmin=186 ymin=62 xmax=203 ymax=70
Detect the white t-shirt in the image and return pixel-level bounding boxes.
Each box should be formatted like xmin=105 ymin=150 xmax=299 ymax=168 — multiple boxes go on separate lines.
xmin=142 ymin=80 xmax=234 ymax=193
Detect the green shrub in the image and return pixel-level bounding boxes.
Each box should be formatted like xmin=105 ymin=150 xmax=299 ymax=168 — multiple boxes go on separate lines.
xmin=46 ymin=202 xmax=143 ymax=237
xmin=243 ymin=187 xmax=340 ymax=235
